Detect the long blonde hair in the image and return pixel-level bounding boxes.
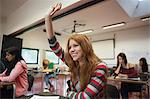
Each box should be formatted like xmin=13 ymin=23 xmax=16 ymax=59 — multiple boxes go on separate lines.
xmin=65 ymin=34 xmax=101 ymax=90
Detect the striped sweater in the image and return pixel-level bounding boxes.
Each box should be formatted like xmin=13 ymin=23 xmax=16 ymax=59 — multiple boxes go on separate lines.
xmin=48 ymin=36 xmax=107 ymax=99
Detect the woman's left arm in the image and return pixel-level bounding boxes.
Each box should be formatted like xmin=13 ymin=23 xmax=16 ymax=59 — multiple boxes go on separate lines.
xmin=67 ymin=64 xmax=107 ymax=99
xmin=0 ymin=62 xmax=24 ymax=82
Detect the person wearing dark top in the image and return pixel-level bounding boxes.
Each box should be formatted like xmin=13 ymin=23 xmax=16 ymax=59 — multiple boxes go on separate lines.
xmin=139 ymin=57 xmax=148 ymax=73
xmin=114 ymin=53 xmax=141 ymax=99
xmin=0 ymin=59 xmax=6 ymax=73
xmin=0 ymin=58 xmax=12 ymax=76
xmin=138 ymin=57 xmax=149 ymax=81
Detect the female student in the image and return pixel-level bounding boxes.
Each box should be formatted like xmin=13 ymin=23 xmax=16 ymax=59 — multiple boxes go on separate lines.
xmin=45 ymin=3 xmax=107 ymax=98
xmin=114 ymin=53 xmax=140 ymax=99
xmin=139 ymin=57 xmax=148 ymax=73
xmin=0 ymin=47 xmax=28 ymax=97
xmin=42 ymin=59 xmax=55 ymax=92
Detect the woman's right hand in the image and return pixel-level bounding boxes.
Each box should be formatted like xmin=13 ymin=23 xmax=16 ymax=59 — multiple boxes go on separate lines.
xmin=45 ymin=3 xmax=62 ymax=39
xmin=48 ymin=3 xmax=62 ymax=17
xmin=114 ymin=64 xmax=122 ymax=74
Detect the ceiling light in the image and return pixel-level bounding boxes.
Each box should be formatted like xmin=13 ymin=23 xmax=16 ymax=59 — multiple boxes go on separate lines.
xmin=74 ymin=29 xmax=94 ymax=34
xmin=141 ymin=16 xmax=150 ymax=21
xmin=138 ymin=0 xmax=143 ymax=1
xmin=102 ymin=22 xmax=126 ymax=30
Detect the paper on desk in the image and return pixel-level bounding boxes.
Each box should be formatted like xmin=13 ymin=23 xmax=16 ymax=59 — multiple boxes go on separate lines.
xmin=30 ymin=95 xmax=59 ymax=99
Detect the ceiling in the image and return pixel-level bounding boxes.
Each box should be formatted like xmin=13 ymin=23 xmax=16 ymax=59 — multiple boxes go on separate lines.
xmin=1 ymin=0 xmax=150 ymax=36
xmin=52 ymin=0 xmax=150 ymax=36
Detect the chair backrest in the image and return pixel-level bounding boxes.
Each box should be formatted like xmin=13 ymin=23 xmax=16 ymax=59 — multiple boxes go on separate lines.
xmin=105 ymin=84 xmax=120 ymax=99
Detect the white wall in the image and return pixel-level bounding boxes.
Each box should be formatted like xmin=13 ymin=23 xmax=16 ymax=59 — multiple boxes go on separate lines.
xmin=17 ymin=25 xmax=150 ymax=70
xmin=0 ymin=0 xmax=2 ymax=57
xmin=17 ymin=25 xmax=68 ymax=68
xmin=90 ymin=25 xmax=150 ymax=68
xmin=2 ymin=0 xmax=80 ymax=35
xmin=148 ymin=24 xmax=150 ymax=64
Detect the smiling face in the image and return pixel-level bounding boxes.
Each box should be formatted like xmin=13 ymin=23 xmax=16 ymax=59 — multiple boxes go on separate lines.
xmin=68 ymin=39 xmax=83 ymax=61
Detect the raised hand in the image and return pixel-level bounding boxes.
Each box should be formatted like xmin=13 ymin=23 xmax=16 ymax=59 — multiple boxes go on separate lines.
xmin=45 ymin=3 xmax=62 ymax=39
xmin=49 ymin=3 xmax=62 ymax=16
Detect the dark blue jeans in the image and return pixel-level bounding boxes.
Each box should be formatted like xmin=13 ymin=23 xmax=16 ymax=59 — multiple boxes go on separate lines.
xmin=121 ymin=83 xmax=142 ymax=99
xmin=44 ymin=73 xmax=55 ymax=87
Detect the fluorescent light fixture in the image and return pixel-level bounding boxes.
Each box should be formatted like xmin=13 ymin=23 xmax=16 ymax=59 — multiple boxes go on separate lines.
xmin=138 ymin=0 xmax=143 ymax=1
xmin=102 ymin=22 xmax=126 ymax=30
xmin=141 ymin=16 xmax=150 ymax=21
xmin=74 ymin=29 xmax=94 ymax=34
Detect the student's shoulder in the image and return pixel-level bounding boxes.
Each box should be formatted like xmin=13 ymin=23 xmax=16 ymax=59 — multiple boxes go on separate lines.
xmin=127 ymin=63 xmax=136 ymax=68
xmin=96 ymin=62 xmax=107 ymax=70
xmin=16 ymin=60 xmax=27 ymax=68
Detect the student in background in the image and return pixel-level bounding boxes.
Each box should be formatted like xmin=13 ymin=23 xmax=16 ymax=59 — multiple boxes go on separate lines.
xmin=44 ymin=3 xmax=107 ymax=98
xmin=114 ymin=52 xmax=141 ymax=99
xmin=0 ymin=59 xmax=6 ymax=73
xmin=0 ymin=58 xmax=15 ymax=76
xmin=42 ymin=59 xmax=55 ymax=92
xmin=0 ymin=47 xmax=28 ymax=97
xmin=138 ymin=57 xmax=149 ymax=81
xmin=139 ymin=57 xmax=148 ymax=73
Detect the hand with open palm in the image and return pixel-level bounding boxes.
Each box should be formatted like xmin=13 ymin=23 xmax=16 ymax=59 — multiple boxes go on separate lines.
xmin=48 ymin=3 xmax=62 ymax=17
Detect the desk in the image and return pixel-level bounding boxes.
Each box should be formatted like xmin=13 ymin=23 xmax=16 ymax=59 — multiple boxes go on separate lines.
xmin=42 ymin=69 xmax=54 ymax=73
xmin=31 ymin=69 xmax=54 ymax=73
xmin=108 ymin=76 xmax=148 ymax=84
xmin=108 ymin=76 xmax=149 ymax=98
xmin=0 ymin=81 xmax=16 ymax=99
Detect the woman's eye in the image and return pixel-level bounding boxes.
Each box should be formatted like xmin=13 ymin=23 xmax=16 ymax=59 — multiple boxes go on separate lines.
xmin=74 ymin=44 xmax=79 ymax=47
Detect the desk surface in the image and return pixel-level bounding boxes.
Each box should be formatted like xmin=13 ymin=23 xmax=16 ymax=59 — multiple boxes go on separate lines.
xmin=31 ymin=69 xmax=54 ymax=73
xmin=108 ymin=76 xmax=148 ymax=84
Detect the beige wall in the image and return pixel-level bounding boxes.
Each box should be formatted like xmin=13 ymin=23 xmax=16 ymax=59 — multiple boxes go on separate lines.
xmin=17 ymin=25 xmax=150 ymax=70
xmin=148 ymin=25 xmax=150 ymax=64
xmin=17 ymin=25 xmax=68 ymax=68
xmin=0 ymin=0 xmax=2 ymax=57
xmin=90 ymin=25 xmax=150 ymax=67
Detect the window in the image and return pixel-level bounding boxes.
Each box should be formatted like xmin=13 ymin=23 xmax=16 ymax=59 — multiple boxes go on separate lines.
xmin=21 ymin=48 xmax=39 ymax=64
xmin=45 ymin=50 xmax=59 ymax=64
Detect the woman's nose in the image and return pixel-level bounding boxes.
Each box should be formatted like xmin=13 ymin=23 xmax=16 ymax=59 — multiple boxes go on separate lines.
xmin=70 ymin=47 xmax=75 ymax=52
xmin=5 ymin=56 xmax=8 ymax=59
